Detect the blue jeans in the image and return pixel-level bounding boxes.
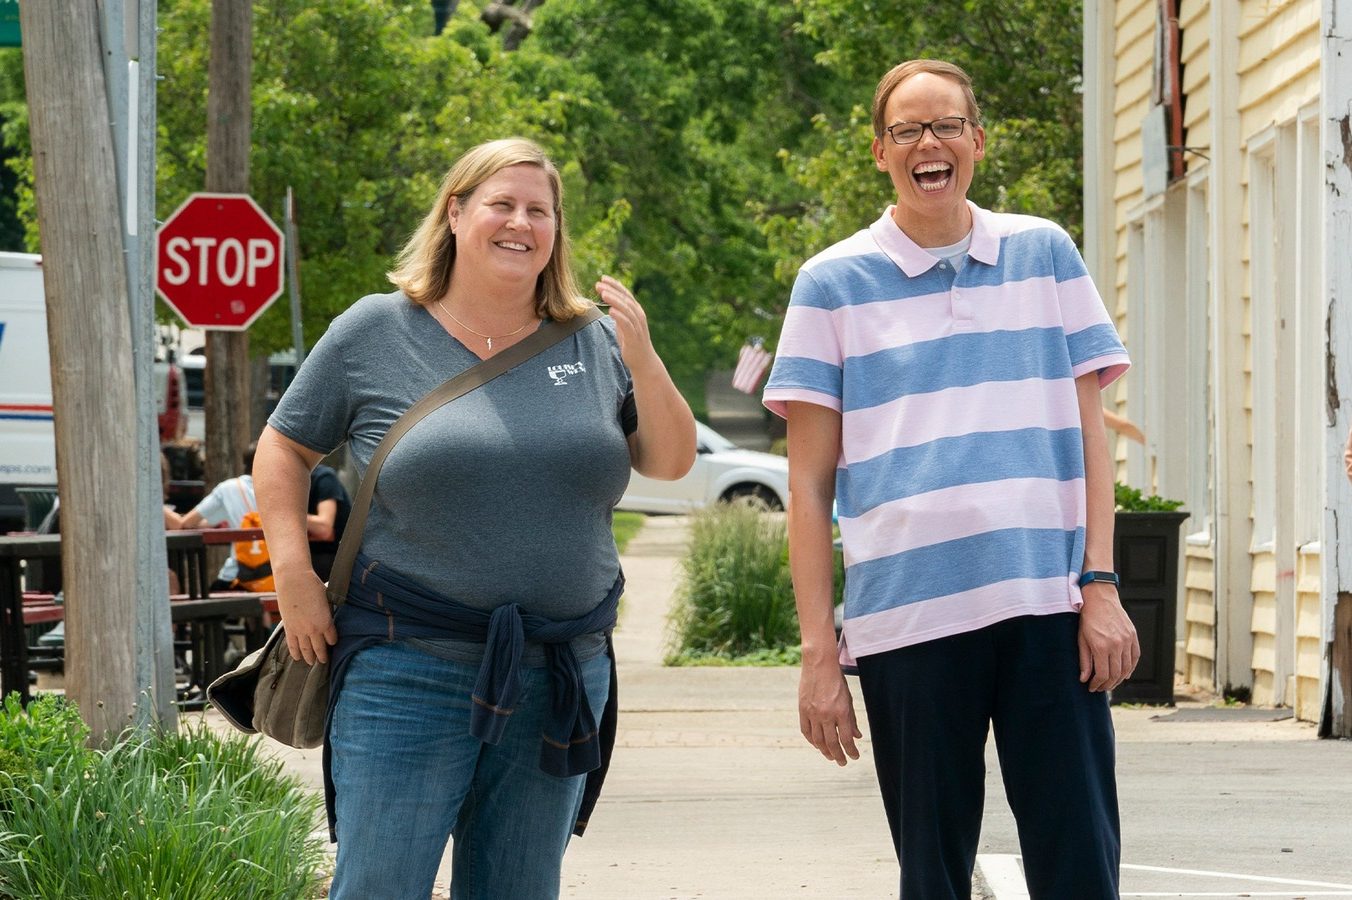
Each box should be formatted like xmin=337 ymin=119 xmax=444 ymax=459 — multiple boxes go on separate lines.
xmin=328 ymin=641 xmax=611 ymax=900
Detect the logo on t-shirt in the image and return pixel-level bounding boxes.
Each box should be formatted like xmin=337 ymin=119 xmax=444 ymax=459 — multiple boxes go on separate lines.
xmin=546 ymin=361 xmax=587 ymax=386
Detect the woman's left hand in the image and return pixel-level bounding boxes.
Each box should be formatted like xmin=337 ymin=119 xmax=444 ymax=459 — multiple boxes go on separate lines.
xmin=595 ymin=274 xmax=697 ymax=481
xmin=596 ymin=275 xmax=659 ymax=370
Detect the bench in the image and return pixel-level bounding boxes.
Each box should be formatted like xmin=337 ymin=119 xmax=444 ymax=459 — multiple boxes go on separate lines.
xmin=13 ymin=591 xmax=280 ymax=706
xmin=0 ymin=529 xmax=281 ymax=706
xmin=18 ymin=595 xmax=65 ymax=675
xmin=169 ymin=592 xmax=275 ymax=707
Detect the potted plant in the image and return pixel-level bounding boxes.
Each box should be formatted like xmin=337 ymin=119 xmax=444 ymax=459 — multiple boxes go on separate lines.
xmin=1110 ymin=484 xmax=1189 ymax=705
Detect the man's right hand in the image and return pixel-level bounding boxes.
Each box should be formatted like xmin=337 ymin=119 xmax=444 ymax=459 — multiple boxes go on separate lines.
xmin=276 ymin=569 xmax=337 ymax=665
xmin=799 ymin=657 xmax=862 ymax=766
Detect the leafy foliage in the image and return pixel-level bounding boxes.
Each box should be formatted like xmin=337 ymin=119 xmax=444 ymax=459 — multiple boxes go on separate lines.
xmin=0 ymin=694 xmax=91 ymax=785
xmin=2 ymin=0 xmax=1087 ymax=407
xmin=765 ymin=0 xmax=1087 ymax=289
xmin=668 ymin=502 xmax=798 ymax=660
xmin=1114 ymin=482 xmax=1185 ymax=512
xmin=0 ymin=702 xmax=325 ymax=900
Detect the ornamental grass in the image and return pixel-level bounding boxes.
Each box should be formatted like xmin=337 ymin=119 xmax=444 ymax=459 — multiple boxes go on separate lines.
xmin=0 ymin=694 xmax=326 ymax=899
xmin=667 ymin=501 xmax=802 ymax=664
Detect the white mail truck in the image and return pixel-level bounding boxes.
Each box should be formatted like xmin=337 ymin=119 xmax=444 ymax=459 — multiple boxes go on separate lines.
xmin=0 ymin=252 xmax=192 ymax=532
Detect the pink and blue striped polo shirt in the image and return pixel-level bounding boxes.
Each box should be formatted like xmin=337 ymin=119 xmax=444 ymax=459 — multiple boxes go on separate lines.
xmin=763 ymin=203 xmax=1130 ymax=665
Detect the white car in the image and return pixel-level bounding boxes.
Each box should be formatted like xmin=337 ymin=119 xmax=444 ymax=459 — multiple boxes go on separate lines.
xmin=619 ymin=422 xmax=789 ymax=513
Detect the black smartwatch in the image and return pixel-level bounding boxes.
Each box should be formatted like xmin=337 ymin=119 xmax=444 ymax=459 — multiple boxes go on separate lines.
xmin=1078 ymin=570 xmax=1120 ymax=588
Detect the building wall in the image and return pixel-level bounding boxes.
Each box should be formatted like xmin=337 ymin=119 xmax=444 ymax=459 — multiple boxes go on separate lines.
xmin=1109 ymin=0 xmax=1156 ymax=483
xmin=1183 ymin=536 xmax=1216 ymax=685
xmin=1177 ymin=0 xmax=1214 ymax=687
xmin=1108 ymin=0 xmax=1151 ymax=491
xmin=1295 ymin=545 xmax=1323 ymax=718
xmin=1104 ymin=0 xmax=1323 ymax=715
xmin=1236 ymin=0 xmax=1320 ymax=710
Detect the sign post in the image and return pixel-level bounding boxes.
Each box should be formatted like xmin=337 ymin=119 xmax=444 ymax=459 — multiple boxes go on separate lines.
xmin=155 ymin=193 xmax=284 ymax=329
xmin=0 ymin=0 xmax=20 ymax=47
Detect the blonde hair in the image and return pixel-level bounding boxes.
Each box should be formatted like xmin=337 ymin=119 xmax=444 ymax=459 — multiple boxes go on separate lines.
xmin=871 ymin=59 xmax=983 ymax=140
xmin=387 ymin=138 xmax=591 ymax=320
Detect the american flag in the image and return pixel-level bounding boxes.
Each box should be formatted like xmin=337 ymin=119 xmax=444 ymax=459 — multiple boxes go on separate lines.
xmin=731 ymin=341 xmax=772 ymax=394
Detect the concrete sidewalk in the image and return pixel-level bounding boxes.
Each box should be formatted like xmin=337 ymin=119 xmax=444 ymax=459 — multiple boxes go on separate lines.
xmin=207 ymin=514 xmax=1352 ymax=899
xmin=567 ymin=517 xmax=1352 ymax=899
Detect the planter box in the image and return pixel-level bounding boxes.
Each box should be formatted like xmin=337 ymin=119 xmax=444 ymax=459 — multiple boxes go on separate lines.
xmin=1110 ymin=510 xmax=1190 ymax=705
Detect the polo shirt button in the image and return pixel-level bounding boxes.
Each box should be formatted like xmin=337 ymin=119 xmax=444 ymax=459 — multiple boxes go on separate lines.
xmin=938 ymin=262 xmax=947 ymax=269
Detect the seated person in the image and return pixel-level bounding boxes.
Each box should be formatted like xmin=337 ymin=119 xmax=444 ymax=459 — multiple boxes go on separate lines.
xmin=305 ymin=464 xmax=351 ymax=582
xmin=177 ymin=442 xmax=261 ymax=591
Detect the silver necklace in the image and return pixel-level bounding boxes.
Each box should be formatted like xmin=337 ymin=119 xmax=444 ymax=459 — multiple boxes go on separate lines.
xmin=435 ymin=299 xmax=536 ymax=349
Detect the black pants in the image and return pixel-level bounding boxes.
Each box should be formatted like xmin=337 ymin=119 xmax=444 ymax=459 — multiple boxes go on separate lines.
xmin=856 ymin=613 xmax=1121 ymax=900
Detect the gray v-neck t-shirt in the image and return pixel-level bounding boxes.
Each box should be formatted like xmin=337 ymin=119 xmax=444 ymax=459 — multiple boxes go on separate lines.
xmin=268 ymin=291 xmax=636 ymax=663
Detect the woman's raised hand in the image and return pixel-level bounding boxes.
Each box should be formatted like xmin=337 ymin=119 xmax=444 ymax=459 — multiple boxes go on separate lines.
xmin=596 ymin=275 xmax=658 ymax=369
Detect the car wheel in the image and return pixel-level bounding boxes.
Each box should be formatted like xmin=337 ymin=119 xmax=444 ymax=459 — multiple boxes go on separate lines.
xmin=722 ymin=485 xmax=783 ymax=512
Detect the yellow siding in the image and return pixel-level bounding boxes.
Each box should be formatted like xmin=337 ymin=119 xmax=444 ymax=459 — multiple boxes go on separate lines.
xmin=1179 ymin=0 xmax=1211 ymax=178
xmin=1111 ymin=0 xmax=1155 ymax=423
xmin=1237 ymin=0 xmax=1317 ymax=709
xmin=1178 ymin=0 xmax=1208 ymax=30
xmin=1173 ymin=7 xmax=1216 ymax=683
xmin=1183 ymin=540 xmax=1216 ymax=687
xmin=1104 ymin=0 xmax=1327 ymax=713
xmin=1294 ymin=548 xmax=1322 ymax=720
xmin=1237 ymin=0 xmax=1319 ymax=132
xmin=1250 ymin=551 xmax=1277 ymax=704
xmin=1240 ymin=60 xmax=1319 ymax=131
xmin=1238 ymin=0 xmax=1317 ymax=65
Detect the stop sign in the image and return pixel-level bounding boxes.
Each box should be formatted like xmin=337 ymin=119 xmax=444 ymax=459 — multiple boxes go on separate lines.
xmin=156 ymin=193 xmax=285 ymax=330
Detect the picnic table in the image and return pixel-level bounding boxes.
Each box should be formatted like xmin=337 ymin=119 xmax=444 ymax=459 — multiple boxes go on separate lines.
xmin=0 ymin=528 xmax=277 ymax=706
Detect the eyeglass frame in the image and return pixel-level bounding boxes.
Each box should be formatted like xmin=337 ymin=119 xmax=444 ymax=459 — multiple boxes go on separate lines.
xmin=884 ymin=116 xmax=970 ymax=146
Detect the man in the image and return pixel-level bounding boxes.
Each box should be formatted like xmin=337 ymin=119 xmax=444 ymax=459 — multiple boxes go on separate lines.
xmin=304 ymin=463 xmax=351 ymax=582
xmin=763 ymin=60 xmax=1137 ymax=899
xmin=178 ymin=442 xmax=262 ymax=590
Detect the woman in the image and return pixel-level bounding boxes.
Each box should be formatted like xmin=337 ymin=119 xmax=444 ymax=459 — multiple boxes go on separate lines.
xmin=253 ymin=138 xmax=695 ymax=899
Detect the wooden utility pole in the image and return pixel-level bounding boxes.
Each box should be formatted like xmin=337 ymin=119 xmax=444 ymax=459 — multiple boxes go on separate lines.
xmin=204 ymin=0 xmax=253 ymax=489
xmin=20 ymin=2 xmax=139 ymax=742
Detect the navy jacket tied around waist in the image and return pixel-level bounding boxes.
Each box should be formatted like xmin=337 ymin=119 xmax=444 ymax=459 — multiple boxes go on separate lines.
xmin=322 ymin=552 xmax=623 ymax=840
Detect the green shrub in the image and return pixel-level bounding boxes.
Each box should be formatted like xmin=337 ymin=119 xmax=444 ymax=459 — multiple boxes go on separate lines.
xmin=1114 ymin=482 xmax=1185 ymax=512
xmin=0 ymin=706 xmax=326 ymax=900
xmin=666 ymin=646 xmax=803 ymax=667
xmin=0 ymin=693 xmax=92 ymax=788
xmin=0 ymin=693 xmax=89 ymax=761
xmin=666 ymin=503 xmax=799 ymax=662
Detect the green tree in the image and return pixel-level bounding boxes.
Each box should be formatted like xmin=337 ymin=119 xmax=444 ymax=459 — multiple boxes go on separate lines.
xmin=764 ymin=0 xmax=1087 ymax=291
xmin=0 ymin=47 xmax=34 ymax=252
xmin=510 ymin=0 xmax=840 ymax=406
xmin=156 ymin=0 xmax=558 ymax=355
xmin=0 ymin=0 xmax=1087 ymax=407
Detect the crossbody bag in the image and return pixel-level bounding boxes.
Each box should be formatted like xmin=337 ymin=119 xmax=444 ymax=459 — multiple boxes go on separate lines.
xmin=207 ymin=306 xmax=603 ymax=747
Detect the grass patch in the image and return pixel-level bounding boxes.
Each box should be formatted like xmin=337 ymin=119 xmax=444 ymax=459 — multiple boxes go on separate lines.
xmin=0 ymin=694 xmax=326 ymax=899
xmin=666 ymin=646 xmax=802 ymax=667
xmin=612 ymin=511 xmax=645 ymax=554
xmin=665 ymin=502 xmax=799 ymax=664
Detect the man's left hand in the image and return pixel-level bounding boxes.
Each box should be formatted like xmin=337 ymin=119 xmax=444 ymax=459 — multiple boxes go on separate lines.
xmin=1078 ymin=585 xmax=1140 ymax=691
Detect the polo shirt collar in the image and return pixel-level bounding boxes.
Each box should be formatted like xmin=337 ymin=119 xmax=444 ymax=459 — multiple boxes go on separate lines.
xmin=869 ymin=201 xmax=1000 ymax=276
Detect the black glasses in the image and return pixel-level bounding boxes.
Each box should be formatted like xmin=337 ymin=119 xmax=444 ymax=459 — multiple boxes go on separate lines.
xmin=885 ymin=117 xmax=968 ymax=145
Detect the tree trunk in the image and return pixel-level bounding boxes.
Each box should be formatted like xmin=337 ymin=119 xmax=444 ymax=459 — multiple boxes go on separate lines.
xmin=203 ymin=0 xmax=254 ymax=488
xmin=20 ymin=0 xmax=139 ymax=743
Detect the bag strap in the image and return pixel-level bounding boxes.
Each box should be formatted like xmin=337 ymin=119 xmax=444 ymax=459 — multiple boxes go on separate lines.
xmin=235 ymin=477 xmax=257 ymax=518
xmin=324 ymin=306 xmax=603 ymax=605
